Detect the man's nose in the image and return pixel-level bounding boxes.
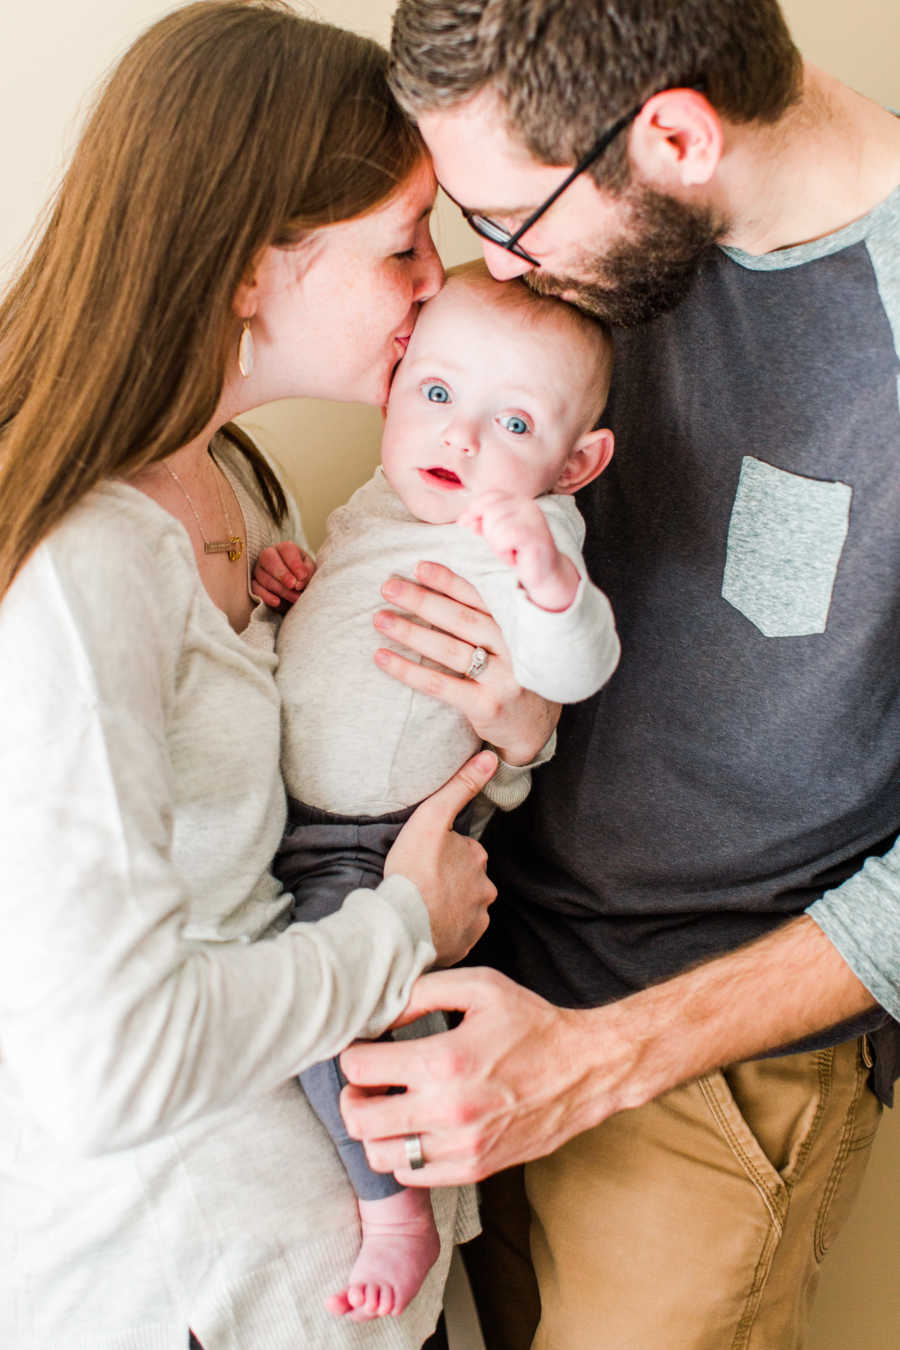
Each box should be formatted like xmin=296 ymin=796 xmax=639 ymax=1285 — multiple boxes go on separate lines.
xmin=481 ymin=239 xmax=535 ymax=281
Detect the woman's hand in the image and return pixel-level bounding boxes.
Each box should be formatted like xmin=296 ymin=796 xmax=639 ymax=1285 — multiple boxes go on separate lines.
xmin=385 ymin=750 xmax=498 ymax=967
xmin=373 ymin=562 xmax=561 ymax=765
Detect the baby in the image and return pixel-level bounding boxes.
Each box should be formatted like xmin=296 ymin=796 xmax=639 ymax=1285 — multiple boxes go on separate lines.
xmin=255 ymin=261 xmax=620 ymax=1322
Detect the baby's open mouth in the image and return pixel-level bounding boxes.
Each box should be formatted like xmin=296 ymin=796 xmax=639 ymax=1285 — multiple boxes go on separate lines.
xmin=422 ymin=467 xmax=463 ymax=488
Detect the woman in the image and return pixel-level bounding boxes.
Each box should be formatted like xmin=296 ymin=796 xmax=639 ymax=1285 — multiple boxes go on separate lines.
xmin=0 ymin=4 xmax=552 ymax=1346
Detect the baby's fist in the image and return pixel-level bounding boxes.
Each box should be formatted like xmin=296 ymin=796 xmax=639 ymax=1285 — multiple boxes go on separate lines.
xmin=253 ymin=541 xmax=315 ymax=609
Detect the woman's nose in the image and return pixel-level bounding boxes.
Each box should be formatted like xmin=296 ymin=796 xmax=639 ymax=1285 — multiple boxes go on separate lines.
xmin=413 ymin=235 xmax=445 ymax=303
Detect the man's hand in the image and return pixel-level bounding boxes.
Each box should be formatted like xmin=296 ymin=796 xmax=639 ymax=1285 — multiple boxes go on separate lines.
xmin=339 ymin=918 xmax=877 ymax=1186
xmin=339 ymin=967 xmax=624 ymax=1186
xmin=252 ymin=541 xmax=315 ymax=609
xmin=458 ymin=490 xmax=579 ymax=611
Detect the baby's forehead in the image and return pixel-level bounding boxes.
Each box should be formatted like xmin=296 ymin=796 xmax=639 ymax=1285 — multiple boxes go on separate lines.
xmin=424 ymin=277 xmax=605 ymax=363
xmin=408 ymin=273 xmax=612 ymax=424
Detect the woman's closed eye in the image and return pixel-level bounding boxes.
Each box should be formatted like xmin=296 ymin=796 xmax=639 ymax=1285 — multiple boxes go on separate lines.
xmin=394 ymin=220 xmax=437 ymax=262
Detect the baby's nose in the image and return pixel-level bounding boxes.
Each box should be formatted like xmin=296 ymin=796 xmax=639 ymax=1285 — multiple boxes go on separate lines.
xmin=442 ymin=420 xmax=480 ymax=456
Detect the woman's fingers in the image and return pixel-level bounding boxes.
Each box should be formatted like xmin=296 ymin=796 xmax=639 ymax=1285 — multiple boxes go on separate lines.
xmin=375 ymin=563 xmax=560 ymax=764
xmin=374 ymin=645 xmax=500 ymax=720
xmin=375 ymin=570 xmax=510 ymax=684
xmin=409 ymin=749 xmax=498 ymax=832
xmin=384 ymin=753 xmax=497 ymax=966
xmin=380 ymin=573 xmax=502 ymax=652
xmin=373 ymin=608 xmax=492 ymax=678
xmin=410 ymin=560 xmax=493 ymax=610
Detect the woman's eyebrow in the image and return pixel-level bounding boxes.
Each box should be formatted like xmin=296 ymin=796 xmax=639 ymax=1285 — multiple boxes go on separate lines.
xmin=392 ymin=203 xmax=436 ymax=238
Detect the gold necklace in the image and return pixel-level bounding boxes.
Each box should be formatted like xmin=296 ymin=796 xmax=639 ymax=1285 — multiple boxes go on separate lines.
xmin=164 ymin=454 xmax=244 ymax=563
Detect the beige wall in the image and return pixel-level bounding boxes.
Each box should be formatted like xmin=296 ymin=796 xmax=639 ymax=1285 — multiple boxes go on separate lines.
xmin=2 ymin=3 xmax=897 ymax=1345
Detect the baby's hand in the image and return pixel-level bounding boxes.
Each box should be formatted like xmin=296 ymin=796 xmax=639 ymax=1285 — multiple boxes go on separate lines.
xmin=253 ymin=541 xmax=315 ymax=609
xmin=458 ymin=490 xmax=579 ymax=612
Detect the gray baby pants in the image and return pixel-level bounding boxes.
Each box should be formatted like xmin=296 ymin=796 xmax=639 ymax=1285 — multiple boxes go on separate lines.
xmin=274 ymin=798 xmax=418 ymax=1200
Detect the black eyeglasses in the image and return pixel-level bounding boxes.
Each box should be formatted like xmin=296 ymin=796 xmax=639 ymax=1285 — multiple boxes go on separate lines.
xmin=454 ymin=101 xmax=644 ymax=267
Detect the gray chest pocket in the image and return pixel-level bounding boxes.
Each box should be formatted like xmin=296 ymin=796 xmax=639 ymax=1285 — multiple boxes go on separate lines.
xmin=722 ymin=457 xmax=852 ymax=637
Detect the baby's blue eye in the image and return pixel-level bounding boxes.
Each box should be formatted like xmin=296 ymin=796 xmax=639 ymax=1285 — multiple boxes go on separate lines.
xmin=499 ymin=414 xmax=530 ymax=435
xmin=421 ymin=381 xmax=451 ymax=403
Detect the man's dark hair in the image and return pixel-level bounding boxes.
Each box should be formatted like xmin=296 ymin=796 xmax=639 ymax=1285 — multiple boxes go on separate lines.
xmin=390 ymin=0 xmax=802 ymax=189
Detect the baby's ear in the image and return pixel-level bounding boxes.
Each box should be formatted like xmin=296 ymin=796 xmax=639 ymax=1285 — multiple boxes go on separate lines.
xmin=553 ymin=427 xmax=614 ymax=495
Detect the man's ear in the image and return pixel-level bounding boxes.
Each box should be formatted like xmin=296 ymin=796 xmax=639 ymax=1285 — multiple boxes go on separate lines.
xmin=553 ymin=427 xmax=614 ymax=495
xmin=630 ymin=87 xmax=723 ymax=188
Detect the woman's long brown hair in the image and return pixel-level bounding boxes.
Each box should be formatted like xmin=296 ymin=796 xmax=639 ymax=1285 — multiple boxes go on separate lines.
xmin=0 ymin=0 xmax=423 ymax=596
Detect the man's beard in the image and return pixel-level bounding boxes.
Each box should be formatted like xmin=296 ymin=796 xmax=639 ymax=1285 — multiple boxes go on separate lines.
xmin=527 ymin=186 xmax=727 ymax=327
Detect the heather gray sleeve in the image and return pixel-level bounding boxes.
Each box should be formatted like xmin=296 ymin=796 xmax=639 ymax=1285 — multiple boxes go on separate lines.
xmin=807 ymin=835 xmax=900 ymax=1020
xmin=809 ymin=200 xmax=900 ymax=1020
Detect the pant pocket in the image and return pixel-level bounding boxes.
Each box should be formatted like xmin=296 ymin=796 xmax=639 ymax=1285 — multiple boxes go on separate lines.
xmin=698 ymin=1069 xmax=790 ymax=1235
xmin=722 ymin=456 xmax=852 ymax=637
xmin=813 ymin=1057 xmax=882 ymax=1261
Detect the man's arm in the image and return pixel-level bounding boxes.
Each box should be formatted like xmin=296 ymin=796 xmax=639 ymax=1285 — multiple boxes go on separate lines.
xmin=340 ymin=915 xmax=875 ymax=1186
xmin=806 ymin=835 xmax=900 ymax=1023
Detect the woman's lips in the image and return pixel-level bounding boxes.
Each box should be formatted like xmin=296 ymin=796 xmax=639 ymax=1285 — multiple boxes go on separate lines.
xmin=388 ymin=334 xmax=411 ymax=390
xmin=419 ymin=467 xmax=463 ymax=489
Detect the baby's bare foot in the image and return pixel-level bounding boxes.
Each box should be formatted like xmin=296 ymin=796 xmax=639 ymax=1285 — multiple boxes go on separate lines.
xmin=325 ymin=1188 xmax=440 ymax=1321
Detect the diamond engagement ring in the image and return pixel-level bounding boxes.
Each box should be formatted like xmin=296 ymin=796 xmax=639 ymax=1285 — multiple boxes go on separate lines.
xmin=404 ymin=1133 xmax=426 ymax=1170
xmin=465 ymin=645 xmax=488 ymax=680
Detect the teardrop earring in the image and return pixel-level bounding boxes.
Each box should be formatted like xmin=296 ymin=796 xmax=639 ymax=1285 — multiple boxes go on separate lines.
xmin=237 ymin=319 xmax=255 ymax=379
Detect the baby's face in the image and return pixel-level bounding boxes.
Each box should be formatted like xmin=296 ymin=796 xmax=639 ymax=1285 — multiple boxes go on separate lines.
xmin=381 ymin=282 xmax=599 ymax=524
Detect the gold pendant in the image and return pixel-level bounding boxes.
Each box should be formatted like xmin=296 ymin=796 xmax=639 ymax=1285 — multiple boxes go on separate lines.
xmin=203 ymin=536 xmax=243 ymax=562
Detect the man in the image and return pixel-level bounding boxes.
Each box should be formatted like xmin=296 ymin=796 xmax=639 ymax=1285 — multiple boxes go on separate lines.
xmin=340 ymin=3 xmax=900 ymax=1345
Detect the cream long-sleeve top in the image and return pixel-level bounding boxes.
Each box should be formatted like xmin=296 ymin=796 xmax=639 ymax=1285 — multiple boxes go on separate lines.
xmin=0 ymin=435 xmax=477 ymax=1350
xmin=279 ymin=468 xmax=619 ymax=815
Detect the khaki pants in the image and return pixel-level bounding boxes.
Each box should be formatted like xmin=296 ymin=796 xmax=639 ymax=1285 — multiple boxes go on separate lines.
xmin=464 ymin=1038 xmax=881 ymax=1350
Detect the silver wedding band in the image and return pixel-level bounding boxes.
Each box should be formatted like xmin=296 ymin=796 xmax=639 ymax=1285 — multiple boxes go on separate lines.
xmin=404 ymin=1133 xmax=426 ymax=1170
xmin=465 ymin=645 xmax=488 ymax=681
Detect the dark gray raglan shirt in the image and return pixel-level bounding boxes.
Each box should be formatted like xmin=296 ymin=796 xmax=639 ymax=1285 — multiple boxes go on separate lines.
xmin=482 ymin=184 xmax=900 ymax=1081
